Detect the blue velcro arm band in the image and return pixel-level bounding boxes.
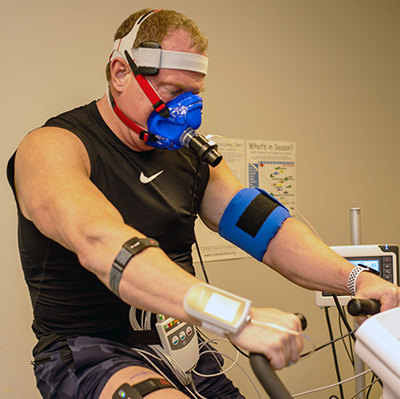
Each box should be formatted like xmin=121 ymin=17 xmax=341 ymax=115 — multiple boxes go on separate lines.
xmin=218 ymin=188 xmax=291 ymax=262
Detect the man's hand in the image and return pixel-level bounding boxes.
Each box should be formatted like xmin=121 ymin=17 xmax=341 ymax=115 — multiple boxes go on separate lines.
xmin=228 ymin=308 xmax=304 ymax=370
xmin=354 ymin=272 xmax=400 ymax=324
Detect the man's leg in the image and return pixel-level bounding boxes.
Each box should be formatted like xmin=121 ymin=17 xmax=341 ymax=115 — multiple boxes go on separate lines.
xmin=33 ymin=337 xmax=244 ymax=398
xmin=99 ymin=366 xmax=189 ymax=398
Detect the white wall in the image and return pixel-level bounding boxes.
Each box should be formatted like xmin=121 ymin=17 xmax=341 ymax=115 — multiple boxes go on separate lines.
xmin=1 ymin=1 xmax=399 ymax=398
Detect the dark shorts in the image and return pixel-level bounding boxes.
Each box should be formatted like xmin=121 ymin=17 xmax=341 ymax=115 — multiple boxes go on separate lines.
xmin=33 ymin=336 xmax=245 ymax=399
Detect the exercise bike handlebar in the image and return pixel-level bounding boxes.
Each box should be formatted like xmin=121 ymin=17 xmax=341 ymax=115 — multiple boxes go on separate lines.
xmin=250 ymin=302 xmax=383 ymax=398
xmin=347 ymin=298 xmax=381 ymax=316
xmin=250 ymin=353 xmax=292 ymax=399
xmin=249 ymin=313 xmax=307 ymax=399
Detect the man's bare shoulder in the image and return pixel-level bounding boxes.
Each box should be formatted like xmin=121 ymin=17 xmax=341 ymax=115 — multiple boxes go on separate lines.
xmin=16 ymin=126 xmax=90 ymax=171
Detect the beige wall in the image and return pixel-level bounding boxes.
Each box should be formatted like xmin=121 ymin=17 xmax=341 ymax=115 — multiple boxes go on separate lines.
xmin=1 ymin=1 xmax=399 ymax=398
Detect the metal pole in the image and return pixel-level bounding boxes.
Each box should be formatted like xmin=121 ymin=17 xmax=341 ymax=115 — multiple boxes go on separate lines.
xmin=350 ymin=208 xmax=361 ymax=246
xmin=350 ymin=207 xmax=365 ymax=399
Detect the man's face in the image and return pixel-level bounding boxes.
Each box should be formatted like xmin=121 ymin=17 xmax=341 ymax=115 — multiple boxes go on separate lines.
xmin=115 ymin=28 xmax=206 ymax=152
xmin=145 ymin=29 xmax=206 ymax=118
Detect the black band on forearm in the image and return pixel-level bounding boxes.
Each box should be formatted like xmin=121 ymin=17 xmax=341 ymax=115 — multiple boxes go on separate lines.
xmin=110 ymin=237 xmax=159 ymax=297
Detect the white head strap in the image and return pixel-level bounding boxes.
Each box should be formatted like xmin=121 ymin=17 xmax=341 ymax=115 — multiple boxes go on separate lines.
xmin=109 ymin=10 xmax=208 ymax=75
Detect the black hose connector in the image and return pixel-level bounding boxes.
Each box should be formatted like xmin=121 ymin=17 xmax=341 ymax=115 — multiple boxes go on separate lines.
xmin=187 ymin=133 xmax=222 ymax=167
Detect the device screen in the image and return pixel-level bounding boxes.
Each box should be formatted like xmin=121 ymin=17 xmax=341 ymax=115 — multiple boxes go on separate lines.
xmin=322 ymin=257 xmax=381 ymax=297
xmin=204 ymin=292 xmax=241 ymax=323
xmin=348 ymin=259 xmax=380 ymax=273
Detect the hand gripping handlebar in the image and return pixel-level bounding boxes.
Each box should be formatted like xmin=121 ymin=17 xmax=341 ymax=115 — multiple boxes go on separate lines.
xmin=347 ymin=298 xmax=381 ymax=316
xmin=249 ymin=313 xmax=307 ymax=399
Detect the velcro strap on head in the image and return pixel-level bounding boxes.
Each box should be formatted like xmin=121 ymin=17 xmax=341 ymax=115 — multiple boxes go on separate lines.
xmin=218 ymin=188 xmax=291 ymax=261
xmin=109 ymin=11 xmax=156 ymax=62
xmin=109 ymin=12 xmax=209 ymax=76
xmin=133 ymin=47 xmax=208 ymax=75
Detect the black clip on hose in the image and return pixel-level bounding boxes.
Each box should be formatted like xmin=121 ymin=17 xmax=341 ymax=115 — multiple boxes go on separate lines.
xmin=249 ymin=313 xmax=307 ymax=399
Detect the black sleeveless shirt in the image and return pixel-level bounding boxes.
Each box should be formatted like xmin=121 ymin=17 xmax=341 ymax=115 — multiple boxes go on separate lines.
xmin=7 ymin=101 xmax=209 ymax=355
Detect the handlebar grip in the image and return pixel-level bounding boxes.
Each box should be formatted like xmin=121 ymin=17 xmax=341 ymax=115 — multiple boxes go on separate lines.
xmin=249 ymin=313 xmax=307 ymax=397
xmin=347 ymin=298 xmax=381 ymax=316
xmin=249 ymin=353 xmax=292 ymax=399
xmin=294 ymin=313 xmax=307 ymax=330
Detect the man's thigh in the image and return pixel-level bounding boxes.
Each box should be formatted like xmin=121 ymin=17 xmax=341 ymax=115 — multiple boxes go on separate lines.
xmin=99 ymin=366 xmax=188 ymax=398
xmin=33 ymin=338 xmax=159 ymax=399
xmin=33 ymin=336 xmax=244 ymax=399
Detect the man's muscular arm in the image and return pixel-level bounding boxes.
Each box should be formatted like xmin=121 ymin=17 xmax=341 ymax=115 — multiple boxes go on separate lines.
xmin=14 ymin=128 xmax=305 ymax=369
xmin=14 ymin=127 xmax=200 ymax=319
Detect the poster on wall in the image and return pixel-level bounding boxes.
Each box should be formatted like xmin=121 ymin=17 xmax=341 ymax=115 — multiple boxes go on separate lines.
xmin=193 ymin=138 xmax=297 ymax=263
xmin=246 ymin=140 xmax=297 ymax=218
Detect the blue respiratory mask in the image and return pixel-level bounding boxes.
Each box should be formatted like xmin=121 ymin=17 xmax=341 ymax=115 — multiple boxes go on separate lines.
xmin=146 ymin=92 xmax=222 ymax=167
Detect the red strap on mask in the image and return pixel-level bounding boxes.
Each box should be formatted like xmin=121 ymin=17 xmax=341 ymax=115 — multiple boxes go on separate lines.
xmin=109 ymin=91 xmax=157 ymax=143
xmin=124 ymin=50 xmax=169 ymax=118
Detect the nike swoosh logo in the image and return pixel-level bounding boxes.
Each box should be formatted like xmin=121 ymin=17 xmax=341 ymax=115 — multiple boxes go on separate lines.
xmin=139 ymin=170 xmax=164 ymax=184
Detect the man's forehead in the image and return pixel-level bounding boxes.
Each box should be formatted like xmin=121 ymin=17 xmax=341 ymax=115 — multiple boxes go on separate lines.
xmin=161 ymin=29 xmax=206 ymax=56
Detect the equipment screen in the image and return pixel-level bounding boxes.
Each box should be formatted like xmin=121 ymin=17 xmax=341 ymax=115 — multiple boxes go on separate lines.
xmin=204 ymin=292 xmax=240 ymax=322
xmin=348 ymin=258 xmax=380 ymax=273
xmin=315 ymin=245 xmax=398 ymax=308
xmin=322 ymin=256 xmax=381 ymax=296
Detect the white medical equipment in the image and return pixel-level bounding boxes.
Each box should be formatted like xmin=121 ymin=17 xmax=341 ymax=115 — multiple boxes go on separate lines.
xmin=355 ymin=307 xmax=400 ymax=399
xmin=184 ymin=283 xmax=252 ymax=336
xmin=251 ymin=305 xmax=400 ymax=399
xmin=315 ymin=244 xmax=398 ymax=399
xmin=155 ymin=314 xmax=199 ymax=372
xmin=315 ymin=244 xmax=398 ymax=308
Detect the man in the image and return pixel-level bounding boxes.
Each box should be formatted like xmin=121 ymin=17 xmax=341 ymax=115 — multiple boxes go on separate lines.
xmin=7 ymin=7 xmax=400 ymax=399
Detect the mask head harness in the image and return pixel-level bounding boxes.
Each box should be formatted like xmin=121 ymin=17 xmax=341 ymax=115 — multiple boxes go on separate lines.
xmin=108 ymin=10 xmax=222 ymax=166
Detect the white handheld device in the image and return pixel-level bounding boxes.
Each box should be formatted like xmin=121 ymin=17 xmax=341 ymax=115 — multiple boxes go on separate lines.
xmin=155 ymin=315 xmax=199 ymax=372
xmin=184 ymin=283 xmax=252 ymax=336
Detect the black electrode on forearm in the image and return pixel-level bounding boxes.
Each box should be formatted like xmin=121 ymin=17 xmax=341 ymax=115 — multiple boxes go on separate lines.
xmin=218 ymin=188 xmax=291 ymax=261
xmin=110 ymin=237 xmax=159 ymax=297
